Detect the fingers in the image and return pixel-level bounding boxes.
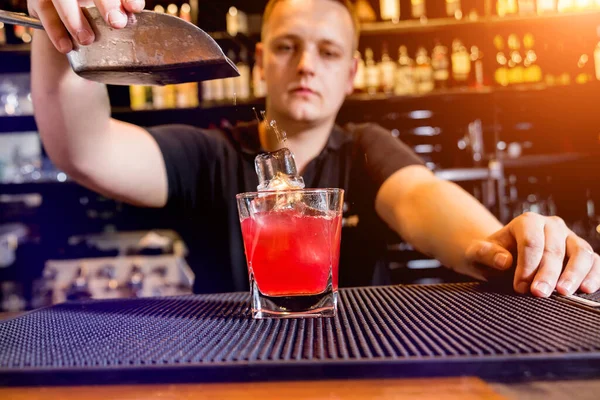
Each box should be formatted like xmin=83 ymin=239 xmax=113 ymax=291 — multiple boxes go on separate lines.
xmin=555 ymin=234 xmax=595 ymax=296
xmin=529 ymin=218 xmax=568 ymax=297
xmin=580 ymin=254 xmax=600 ymax=294
xmin=122 ymin=0 xmax=145 ymax=13
xmin=93 ymin=0 xmax=128 ymax=28
xmin=29 ymin=0 xmax=145 ymax=54
xmin=52 ymin=0 xmax=95 ymax=46
xmin=465 ymin=240 xmax=513 ymax=271
xmin=34 ymin=0 xmax=73 ymax=53
xmin=511 ymin=212 xmax=546 ymax=294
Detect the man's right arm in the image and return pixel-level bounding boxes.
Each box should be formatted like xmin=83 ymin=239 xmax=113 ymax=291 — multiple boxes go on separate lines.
xmin=30 ymin=0 xmax=168 ymax=207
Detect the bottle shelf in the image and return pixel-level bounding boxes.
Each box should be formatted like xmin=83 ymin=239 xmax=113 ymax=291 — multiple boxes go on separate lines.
xmin=2 ymin=8 xmax=599 ymax=54
xmin=1 ymin=81 xmax=597 ymax=130
xmin=359 ymin=10 xmax=600 ymax=35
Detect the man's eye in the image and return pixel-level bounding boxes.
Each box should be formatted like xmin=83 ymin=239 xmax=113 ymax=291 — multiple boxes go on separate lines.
xmin=276 ymin=44 xmax=294 ymax=52
xmin=322 ymin=49 xmax=340 ymax=59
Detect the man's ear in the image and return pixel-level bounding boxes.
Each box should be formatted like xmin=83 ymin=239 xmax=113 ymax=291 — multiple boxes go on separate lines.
xmin=255 ymin=42 xmax=265 ymax=80
xmin=346 ymin=54 xmax=358 ymax=96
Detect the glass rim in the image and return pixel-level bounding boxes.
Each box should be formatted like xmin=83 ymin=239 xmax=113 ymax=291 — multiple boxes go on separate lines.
xmin=235 ymin=188 xmax=344 ymax=200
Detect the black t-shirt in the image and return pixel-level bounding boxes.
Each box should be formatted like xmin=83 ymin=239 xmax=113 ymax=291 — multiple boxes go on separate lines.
xmin=147 ymin=121 xmax=424 ymax=293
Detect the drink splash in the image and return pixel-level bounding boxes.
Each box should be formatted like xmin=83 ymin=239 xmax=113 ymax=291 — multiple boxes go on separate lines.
xmin=252 ymin=108 xmax=303 ymax=191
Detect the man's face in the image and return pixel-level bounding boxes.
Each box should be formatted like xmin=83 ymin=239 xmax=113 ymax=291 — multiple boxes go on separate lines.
xmin=257 ymin=0 xmax=357 ymax=125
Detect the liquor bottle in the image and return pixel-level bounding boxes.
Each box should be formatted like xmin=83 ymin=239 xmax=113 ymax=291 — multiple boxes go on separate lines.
xmin=201 ymin=80 xmax=213 ymax=102
xmin=353 ymin=51 xmax=366 ymax=93
xmin=431 ymin=41 xmax=450 ymax=90
xmin=394 ymin=45 xmax=415 ymax=95
xmin=235 ymin=48 xmax=251 ymax=101
xmin=379 ymin=43 xmax=397 ymax=94
xmin=493 ymin=35 xmax=509 ymax=87
xmin=130 ymin=85 xmax=147 ymax=110
xmin=523 ymin=33 xmax=542 ymax=83
xmin=226 ymin=6 xmax=248 ymax=37
xmin=162 ymin=4 xmax=179 ymax=108
xmin=518 ymin=0 xmax=536 ymax=14
xmin=575 ymin=54 xmax=592 ymax=84
xmin=380 ymin=0 xmax=401 ymax=22
xmin=365 ymin=47 xmax=380 ymax=95
xmin=497 ymin=0 xmax=518 ymax=16
xmin=180 ymin=3 xmax=192 ymax=20
xmin=14 ymin=25 xmax=25 ymax=41
xmin=537 ymin=0 xmax=557 ymax=13
xmin=167 ymin=3 xmax=178 ymax=16
xmin=595 ymin=29 xmax=600 ymax=81
xmin=223 ymin=49 xmax=237 ymax=100
xmin=14 ymin=25 xmax=34 ymax=43
xmin=177 ymin=2 xmax=199 ymax=107
xmin=0 ymin=22 xmax=6 ymax=45
xmin=414 ymin=47 xmax=434 ymax=94
xmin=451 ymin=39 xmax=471 ymax=86
xmin=446 ymin=0 xmax=462 ymax=18
xmin=152 ymin=5 xmax=167 ymax=108
xmin=355 ymin=0 xmax=377 ymax=22
xmin=506 ymin=0 xmax=519 ymax=14
xmin=178 ymin=83 xmax=198 ymax=108
xmin=211 ymin=78 xmax=225 ymax=101
xmin=411 ymin=0 xmax=426 ymax=19
xmin=470 ymin=46 xmax=484 ymax=88
xmin=507 ymin=34 xmax=524 ymax=85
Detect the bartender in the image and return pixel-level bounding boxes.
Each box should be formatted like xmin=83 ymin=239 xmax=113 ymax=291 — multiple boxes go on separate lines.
xmin=27 ymin=0 xmax=599 ymax=296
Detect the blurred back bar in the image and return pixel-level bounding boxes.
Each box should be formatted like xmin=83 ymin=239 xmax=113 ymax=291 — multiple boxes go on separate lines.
xmin=1 ymin=0 xmax=600 ymax=308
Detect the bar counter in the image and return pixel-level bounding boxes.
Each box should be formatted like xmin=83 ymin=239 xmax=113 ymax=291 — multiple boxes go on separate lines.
xmin=1 ymin=283 xmax=599 ymax=398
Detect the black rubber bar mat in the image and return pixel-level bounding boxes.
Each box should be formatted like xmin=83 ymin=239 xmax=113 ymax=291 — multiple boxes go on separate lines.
xmin=1 ymin=283 xmax=600 ymax=386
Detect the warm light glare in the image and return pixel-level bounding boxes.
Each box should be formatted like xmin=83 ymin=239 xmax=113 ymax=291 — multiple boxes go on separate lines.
xmin=413 ymin=126 xmax=440 ymax=136
xmin=575 ymin=0 xmax=593 ymax=8
xmin=408 ymin=110 xmax=433 ymax=119
xmin=380 ymin=0 xmax=400 ymax=21
xmin=536 ymin=0 xmax=556 ymax=13
xmin=167 ymin=4 xmax=178 ymax=15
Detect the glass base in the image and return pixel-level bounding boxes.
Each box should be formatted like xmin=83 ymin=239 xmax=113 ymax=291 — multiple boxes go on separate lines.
xmin=250 ymin=277 xmax=337 ymax=319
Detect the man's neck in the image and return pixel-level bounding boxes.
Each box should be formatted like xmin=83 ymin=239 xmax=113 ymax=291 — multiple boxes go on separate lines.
xmin=258 ymin=112 xmax=335 ymax=174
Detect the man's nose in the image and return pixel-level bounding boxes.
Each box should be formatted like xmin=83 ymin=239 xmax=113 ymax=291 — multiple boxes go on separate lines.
xmin=297 ymin=50 xmax=316 ymax=76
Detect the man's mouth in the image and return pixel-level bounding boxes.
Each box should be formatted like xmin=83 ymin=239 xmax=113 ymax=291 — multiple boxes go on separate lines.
xmin=290 ymin=87 xmax=317 ymax=96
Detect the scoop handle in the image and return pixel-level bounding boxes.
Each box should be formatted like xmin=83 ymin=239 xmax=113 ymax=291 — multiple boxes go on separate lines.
xmin=0 ymin=9 xmax=45 ymax=30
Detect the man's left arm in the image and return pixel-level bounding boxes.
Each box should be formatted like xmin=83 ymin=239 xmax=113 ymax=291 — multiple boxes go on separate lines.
xmin=375 ymin=165 xmax=600 ymax=297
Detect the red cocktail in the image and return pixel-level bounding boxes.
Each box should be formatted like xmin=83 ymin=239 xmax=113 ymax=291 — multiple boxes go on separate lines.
xmin=236 ymin=189 xmax=343 ymax=319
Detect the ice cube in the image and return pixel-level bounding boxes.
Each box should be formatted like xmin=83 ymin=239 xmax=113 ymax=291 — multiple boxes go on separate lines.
xmin=255 ymin=148 xmax=305 ymax=191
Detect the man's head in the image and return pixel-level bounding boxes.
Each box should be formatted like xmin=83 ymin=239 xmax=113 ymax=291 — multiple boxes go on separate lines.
xmin=256 ymin=0 xmax=360 ymax=127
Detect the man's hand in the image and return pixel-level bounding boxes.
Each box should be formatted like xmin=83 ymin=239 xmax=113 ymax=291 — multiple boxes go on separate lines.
xmin=466 ymin=212 xmax=600 ymax=297
xmin=27 ymin=0 xmax=145 ymax=54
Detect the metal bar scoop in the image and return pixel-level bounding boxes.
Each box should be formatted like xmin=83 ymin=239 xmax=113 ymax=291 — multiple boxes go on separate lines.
xmin=0 ymin=7 xmax=240 ymax=85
